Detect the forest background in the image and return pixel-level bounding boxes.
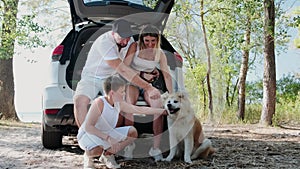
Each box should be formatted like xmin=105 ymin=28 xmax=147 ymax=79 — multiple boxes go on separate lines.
xmin=0 ymin=0 xmax=299 ymax=126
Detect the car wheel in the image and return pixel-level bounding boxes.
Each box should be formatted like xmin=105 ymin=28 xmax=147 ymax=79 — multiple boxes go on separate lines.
xmin=41 ymin=121 xmax=63 ymax=149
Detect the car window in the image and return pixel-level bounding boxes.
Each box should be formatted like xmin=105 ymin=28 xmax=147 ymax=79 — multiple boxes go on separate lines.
xmin=83 ymin=0 xmax=159 ymax=9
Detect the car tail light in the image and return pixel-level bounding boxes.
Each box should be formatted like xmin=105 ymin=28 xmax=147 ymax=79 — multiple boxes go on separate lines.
xmin=44 ymin=109 xmax=60 ymax=115
xmin=51 ymin=45 xmax=64 ymax=62
xmin=175 ymin=52 xmax=183 ymax=62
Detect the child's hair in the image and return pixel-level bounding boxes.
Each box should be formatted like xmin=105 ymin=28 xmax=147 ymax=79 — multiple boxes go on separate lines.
xmin=103 ymin=75 xmax=127 ymax=95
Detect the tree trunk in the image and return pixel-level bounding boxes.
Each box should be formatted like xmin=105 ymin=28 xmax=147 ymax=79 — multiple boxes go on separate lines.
xmin=0 ymin=0 xmax=19 ymax=120
xmin=200 ymin=0 xmax=213 ymax=122
xmin=237 ymin=19 xmax=251 ymax=120
xmin=260 ymin=0 xmax=276 ymax=126
xmin=0 ymin=59 xmax=17 ymax=119
xmin=201 ymin=79 xmax=207 ymax=111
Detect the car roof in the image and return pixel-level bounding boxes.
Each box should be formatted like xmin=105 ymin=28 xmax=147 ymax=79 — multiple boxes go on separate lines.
xmin=70 ymin=0 xmax=174 ymax=30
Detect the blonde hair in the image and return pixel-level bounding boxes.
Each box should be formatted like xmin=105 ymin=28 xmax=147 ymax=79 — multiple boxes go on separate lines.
xmin=138 ymin=24 xmax=162 ymax=60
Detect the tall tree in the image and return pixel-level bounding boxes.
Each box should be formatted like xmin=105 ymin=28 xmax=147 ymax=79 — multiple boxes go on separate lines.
xmin=0 ymin=0 xmax=19 ymax=119
xmin=0 ymin=0 xmax=50 ymax=119
xmin=260 ymin=0 xmax=276 ymax=125
xmin=237 ymin=17 xmax=251 ymax=120
xmin=236 ymin=0 xmax=264 ymax=120
xmin=200 ymin=0 xmax=213 ymax=122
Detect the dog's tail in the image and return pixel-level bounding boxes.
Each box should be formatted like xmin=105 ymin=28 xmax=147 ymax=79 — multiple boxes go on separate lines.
xmin=191 ymin=139 xmax=212 ymax=160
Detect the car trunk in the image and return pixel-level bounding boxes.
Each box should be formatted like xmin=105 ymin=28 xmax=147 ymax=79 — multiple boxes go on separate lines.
xmin=65 ymin=25 xmax=181 ymax=91
xmin=64 ymin=0 xmax=177 ymax=90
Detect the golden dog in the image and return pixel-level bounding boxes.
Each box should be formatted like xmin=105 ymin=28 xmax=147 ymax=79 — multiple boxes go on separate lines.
xmin=162 ymin=92 xmax=215 ymax=163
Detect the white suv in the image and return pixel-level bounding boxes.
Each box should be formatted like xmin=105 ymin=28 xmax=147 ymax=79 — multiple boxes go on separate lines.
xmin=42 ymin=0 xmax=184 ymax=149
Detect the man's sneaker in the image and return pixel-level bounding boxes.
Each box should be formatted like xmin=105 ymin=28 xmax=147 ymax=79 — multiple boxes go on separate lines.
xmin=99 ymin=153 xmax=121 ymax=169
xmin=123 ymin=142 xmax=136 ymax=160
xmin=83 ymin=152 xmax=95 ymax=169
xmin=148 ymin=147 xmax=163 ymax=162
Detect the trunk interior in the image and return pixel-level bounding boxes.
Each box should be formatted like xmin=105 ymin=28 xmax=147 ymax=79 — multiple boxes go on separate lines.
xmin=65 ymin=25 xmax=181 ymax=91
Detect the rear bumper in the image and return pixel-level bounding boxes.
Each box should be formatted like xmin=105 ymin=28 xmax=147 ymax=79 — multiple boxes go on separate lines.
xmin=43 ymin=104 xmax=76 ymax=126
xmin=43 ymin=104 xmax=78 ymax=135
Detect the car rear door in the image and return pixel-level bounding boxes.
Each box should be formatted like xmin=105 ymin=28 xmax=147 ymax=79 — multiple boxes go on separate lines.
xmin=69 ymin=0 xmax=174 ymax=31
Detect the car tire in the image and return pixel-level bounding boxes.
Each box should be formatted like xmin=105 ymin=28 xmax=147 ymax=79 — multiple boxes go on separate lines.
xmin=42 ymin=121 xmax=63 ymax=149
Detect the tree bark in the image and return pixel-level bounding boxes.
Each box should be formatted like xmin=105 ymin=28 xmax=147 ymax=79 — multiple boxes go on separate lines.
xmin=260 ymin=0 xmax=276 ymax=126
xmin=200 ymin=0 xmax=213 ymax=122
xmin=0 ymin=59 xmax=17 ymax=119
xmin=237 ymin=19 xmax=251 ymax=120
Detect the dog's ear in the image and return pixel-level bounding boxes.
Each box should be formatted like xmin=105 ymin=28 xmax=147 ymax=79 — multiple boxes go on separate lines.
xmin=177 ymin=91 xmax=188 ymax=99
xmin=161 ymin=92 xmax=169 ymax=101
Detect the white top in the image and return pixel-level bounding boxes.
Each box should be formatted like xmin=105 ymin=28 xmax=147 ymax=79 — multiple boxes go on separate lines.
xmin=77 ymin=96 xmax=130 ymax=151
xmin=130 ymin=44 xmax=160 ymax=72
xmin=80 ymin=96 xmax=120 ymax=134
xmin=81 ymin=31 xmax=134 ymax=79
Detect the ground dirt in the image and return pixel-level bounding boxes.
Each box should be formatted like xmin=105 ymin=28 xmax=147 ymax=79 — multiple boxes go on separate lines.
xmin=0 ymin=121 xmax=299 ymax=169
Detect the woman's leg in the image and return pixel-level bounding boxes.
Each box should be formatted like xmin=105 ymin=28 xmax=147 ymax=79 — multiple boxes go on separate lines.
xmin=144 ymin=91 xmax=164 ymax=149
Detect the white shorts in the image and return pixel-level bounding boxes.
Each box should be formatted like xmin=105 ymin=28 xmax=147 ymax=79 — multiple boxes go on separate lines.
xmin=74 ymin=75 xmax=105 ymax=100
xmin=77 ymin=126 xmax=131 ymax=151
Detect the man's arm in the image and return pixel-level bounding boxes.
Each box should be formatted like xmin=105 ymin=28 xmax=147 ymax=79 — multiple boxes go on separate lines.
xmin=159 ymin=52 xmax=173 ymax=93
xmin=106 ymin=59 xmax=161 ymax=99
xmin=123 ymin=42 xmax=136 ymax=66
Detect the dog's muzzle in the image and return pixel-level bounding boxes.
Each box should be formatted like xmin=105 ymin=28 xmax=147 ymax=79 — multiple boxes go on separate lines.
xmin=167 ymin=104 xmax=180 ymax=114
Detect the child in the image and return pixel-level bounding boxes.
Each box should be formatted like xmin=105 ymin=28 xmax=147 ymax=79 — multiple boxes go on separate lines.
xmin=77 ymin=75 xmax=166 ymax=169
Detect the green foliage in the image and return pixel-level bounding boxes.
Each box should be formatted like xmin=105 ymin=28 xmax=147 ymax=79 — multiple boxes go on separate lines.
xmin=246 ymin=80 xmax=263 ymax=104
xmin=168 ymin=0 xmax=298 ymax=125
xmin=292 ymin=7 xmax=300 ymax=48
xmin=16 ymin=14 xmax=49 ymax=49
xmin=273 ymin=93 xmax=300 ymax=125
xmin=276 ymin=74 xmax=300 ymax=102
xmin=187 ymin=71 xmax=300 ymax=125
xmin=274 ymin=1 xmax=294 ymax=54
xmin=0 ymin=0 xmax=50 ymax=59
xmin=0 ymin=0 xmax=19 ymax=59
xmin=217 ymin=104 xmax=261 ymax=124
xmin=184 ymin=65 xmax=207 ymax=114
xmin=143 ymin=0 xmax=157 ymax=9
